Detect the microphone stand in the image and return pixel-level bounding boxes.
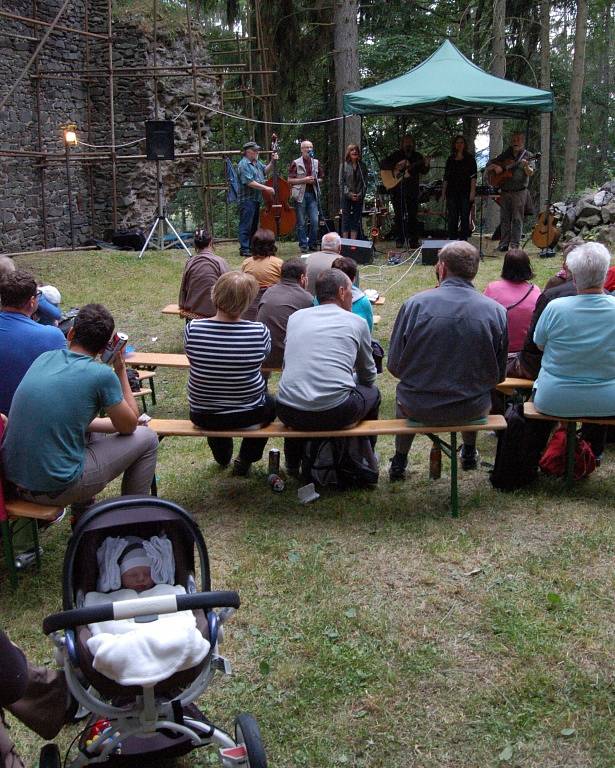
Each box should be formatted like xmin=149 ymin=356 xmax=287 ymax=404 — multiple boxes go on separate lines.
xmin=311 ymin=153 xmax=330 ymax=240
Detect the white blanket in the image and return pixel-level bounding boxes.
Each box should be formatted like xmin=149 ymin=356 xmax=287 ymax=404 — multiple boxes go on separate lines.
xmin=85 ymin=584 xmax=210 ymax=686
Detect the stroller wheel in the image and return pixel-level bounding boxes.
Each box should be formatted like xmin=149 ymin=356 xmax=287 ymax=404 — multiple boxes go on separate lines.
xmin=234 ymin=713 xmax=267 ymax=768
xmin=39 ymin=744 xmax=61 ymax=768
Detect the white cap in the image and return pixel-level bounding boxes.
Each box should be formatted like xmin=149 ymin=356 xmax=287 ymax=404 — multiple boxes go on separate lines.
xmin=41 ymin=285 xmax=62 ymax=305
xmin=119 ymin=546 xmax=152 ymax=575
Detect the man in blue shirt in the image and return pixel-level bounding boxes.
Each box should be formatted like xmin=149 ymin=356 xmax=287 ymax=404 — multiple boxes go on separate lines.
xmin=0 ymin=270 xmax=66 ymax=415
xmin=236 ymin=140 xmax=276 ymax=257
xmin=3 ymin=304 xmax=159 ymax=514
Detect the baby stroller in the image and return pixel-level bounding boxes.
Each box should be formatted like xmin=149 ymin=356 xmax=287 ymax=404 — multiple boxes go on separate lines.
xmin=41 ymin=496 xmax=267 ymax=768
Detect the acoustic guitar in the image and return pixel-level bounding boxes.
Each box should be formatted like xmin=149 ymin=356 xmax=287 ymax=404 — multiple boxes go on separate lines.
xmin=487 ymin=150 xmax=539 ymax=188
xmin=380 ymin=154 xmax=432 ymax=191
xmin=531 ymin=177 xmax=560 ymax=250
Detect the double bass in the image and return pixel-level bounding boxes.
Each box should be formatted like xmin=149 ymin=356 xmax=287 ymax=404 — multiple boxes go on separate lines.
xmin=259 ymin=133 xmax=296 ymax=237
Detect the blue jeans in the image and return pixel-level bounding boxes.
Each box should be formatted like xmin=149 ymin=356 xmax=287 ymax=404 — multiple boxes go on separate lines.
xmin=295 ymin=191 xmax=319 ymax=250
xmin=238 ymin=199 xmax=260 ymax=253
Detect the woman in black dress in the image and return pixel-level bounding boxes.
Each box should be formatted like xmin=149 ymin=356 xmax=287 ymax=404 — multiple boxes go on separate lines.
xmin=441 ymin=135 xmax=477 ymax=241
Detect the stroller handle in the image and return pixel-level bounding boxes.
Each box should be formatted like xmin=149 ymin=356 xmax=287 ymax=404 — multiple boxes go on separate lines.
xmin=43 ymin=591 xmax=241 ymax=635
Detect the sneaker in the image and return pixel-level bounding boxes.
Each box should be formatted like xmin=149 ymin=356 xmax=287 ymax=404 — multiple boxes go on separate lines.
xmin=459 ymin=446 xmax=479 ymax=471
xmin=496 ymin=243 xmax=509 ymax=252
xmin=239 ymin=249 xmax=251 ymax=258
xmin=232 ymin=457 xmax=251 ymax=477
xmin=389 ymin=453 xmax=408 ymax=481
xmin=300 ymin=246 xmax=309 ymax=254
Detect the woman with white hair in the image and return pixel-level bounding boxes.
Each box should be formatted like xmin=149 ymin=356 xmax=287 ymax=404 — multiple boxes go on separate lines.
xmin=533 ymin=242 xmax=615 ymax=420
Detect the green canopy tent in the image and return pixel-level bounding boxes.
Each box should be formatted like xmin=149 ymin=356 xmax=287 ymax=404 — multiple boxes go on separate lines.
xmin=341 ymin=40 xmax=554 ymax=248
xmin=343 ymin=39 xmax=554 ymax=118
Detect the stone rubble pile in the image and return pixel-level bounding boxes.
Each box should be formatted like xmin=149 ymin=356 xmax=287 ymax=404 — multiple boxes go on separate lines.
xmin=556 ymin=180 xmax=615 ymax=248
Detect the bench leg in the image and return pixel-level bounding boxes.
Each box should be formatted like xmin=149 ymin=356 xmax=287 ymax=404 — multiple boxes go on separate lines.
xmin=31 ymin=519 xmax=41 ymax=570
xmin=565 ymin=420 xmax=576 ymax=488
xmin=149 ymin=377 xmax=157 ymax=405
xmin=1 ymin=519 xmax=18 ymax=589
xmin=426 ymin=432 xmax=459 ymax=517
xmin=449 ymin=431 xmax=458 ymax=518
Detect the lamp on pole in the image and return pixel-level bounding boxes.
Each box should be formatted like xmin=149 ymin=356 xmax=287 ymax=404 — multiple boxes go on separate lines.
xmin=63 ymin=124 xmax=78 ymax=250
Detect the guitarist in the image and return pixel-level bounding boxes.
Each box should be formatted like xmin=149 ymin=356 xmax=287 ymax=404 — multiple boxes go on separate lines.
xmin=486 ymin=132 xmax=535 ymax=253
xmin=380 ymin=134 xmax=430 ymax=248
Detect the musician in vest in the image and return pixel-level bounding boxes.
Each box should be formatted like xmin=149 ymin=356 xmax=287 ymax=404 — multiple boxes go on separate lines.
xmin=288 ymin=140 xmax=324 ymax=254
xmin=236 ymin=140 xmax=276 ymax=258
xmin=487 ymin=132 xmax=535 ymax=252
xmin=380 ymin=134 xmax=430 ymax=249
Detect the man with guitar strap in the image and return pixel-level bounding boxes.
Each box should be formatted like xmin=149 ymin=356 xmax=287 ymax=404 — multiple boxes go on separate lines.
xmin=380 ymin=134 xmax=430 ymax=249
xmin=486 ymin=132 xmax=535 ymax=253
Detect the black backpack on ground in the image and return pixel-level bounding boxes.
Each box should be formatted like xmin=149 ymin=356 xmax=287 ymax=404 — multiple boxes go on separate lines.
xmin=302 ymin=437 xmax=379 ymax=490
xmin=489 ymin=403 xmax=552 ymax=491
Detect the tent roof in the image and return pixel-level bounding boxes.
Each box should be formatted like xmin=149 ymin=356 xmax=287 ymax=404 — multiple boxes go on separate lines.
xmin=343 ymin=40 xmax=554 ymax=118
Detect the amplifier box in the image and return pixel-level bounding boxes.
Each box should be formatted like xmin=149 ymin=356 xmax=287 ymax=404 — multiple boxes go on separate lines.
xmin=420 ymin=239 xmax=455 ymax=265
xmin=340 ymin=237 xmax=374 ymax=265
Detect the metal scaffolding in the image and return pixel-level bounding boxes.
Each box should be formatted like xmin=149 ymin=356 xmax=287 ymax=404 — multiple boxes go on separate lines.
xmin=0 ymin=0 xmax=276 ymax=251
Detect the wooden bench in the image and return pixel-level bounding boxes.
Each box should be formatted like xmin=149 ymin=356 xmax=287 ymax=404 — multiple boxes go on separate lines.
xmin=0 ymin=419 xmax=64 ymax=588
xmin=163 ymin=302 xmax=382 ymax=324
xmin=149 ymin=415 xmax=507 ymax=517
xmin=127 ymin=352 xmax=280 ymax=376
xmin=524 ymin=402 xmax=615 ymax=487
xmin=496 ymin=377 xmax=534 ymax=396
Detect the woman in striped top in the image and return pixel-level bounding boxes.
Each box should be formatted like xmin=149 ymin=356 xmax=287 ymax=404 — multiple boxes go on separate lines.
xmin=184 ymin=271 xmax=275 ymax=476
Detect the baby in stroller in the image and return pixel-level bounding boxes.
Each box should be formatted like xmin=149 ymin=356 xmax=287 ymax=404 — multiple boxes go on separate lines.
xmin=84 ymin=535 xmax=210 ymax=687
xmin=42 ymin=496 xmax=267 ymax=768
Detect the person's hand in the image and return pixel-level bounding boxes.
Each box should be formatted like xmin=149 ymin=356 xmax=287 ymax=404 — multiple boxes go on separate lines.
xmin=303 ymin=175 xmax=315 ymax=184
xmin=491 ymin=164 xmax=503 ymax=175
xmin=271 ymin=152 xmax=279 ymax=161
xmin=112 ymin=351 xmax=126 ymax=376
xmin=394 ymin=160 xmax=407 ymax=174
xmin=263 ymin=186 xmax=275 ymax=198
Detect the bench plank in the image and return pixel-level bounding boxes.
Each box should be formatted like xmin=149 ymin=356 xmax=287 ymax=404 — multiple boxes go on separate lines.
xmin=149 ymin=415 xmax=506 ymax=439
xmin=524 ymin=402 xmax=615 ymax=425
xmin=496 ymin=377 xmax=534 ymax=394
xmin=7 ymin=500 xmax=64 ymax=522
xmin=128 ymin=352 xmax=189 ymax=368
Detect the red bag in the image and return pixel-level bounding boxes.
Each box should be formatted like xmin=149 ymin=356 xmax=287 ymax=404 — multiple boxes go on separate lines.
xmin=539 ymin=425 xmax=596 ymax=480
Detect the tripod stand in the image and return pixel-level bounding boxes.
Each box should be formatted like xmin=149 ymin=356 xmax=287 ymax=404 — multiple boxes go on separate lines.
xmin=138 ymin=162 xmax=192 ymax=259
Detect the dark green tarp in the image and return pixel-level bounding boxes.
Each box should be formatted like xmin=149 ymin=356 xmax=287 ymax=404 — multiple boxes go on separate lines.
xmin=343 ymin=40 xmax=554 ymax=118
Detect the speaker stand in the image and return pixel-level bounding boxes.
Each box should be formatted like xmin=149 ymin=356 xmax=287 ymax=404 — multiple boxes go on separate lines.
xmin=138 ymin=164 xmax=192 ymax=259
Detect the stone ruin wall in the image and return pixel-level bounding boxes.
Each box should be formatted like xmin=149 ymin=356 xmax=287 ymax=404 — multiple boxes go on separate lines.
xmin=0 ymin=0 xmax=218 ymax=253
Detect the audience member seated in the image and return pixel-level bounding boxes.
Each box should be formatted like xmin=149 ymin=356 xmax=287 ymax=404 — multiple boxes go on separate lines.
xmin=36 ymin=285 xmax=63 ymax=326
xmin=184 ymin=271 xmax=275 ymax=476
xmin=178 ymin=228 xmax=230 ymax=318
xmin=507 ymin=254 xmax=576 ymax=380
xmin=330 ymin=256 xmax=373 ymax=331
xmin=533 ymin=242 xmax=615 ymax=458
xmin=277 ymin=269 xmax=380 ymax=473
xmin=2 ymin=304 xmax=159 ymax=516
xmin=256 ymin=257 xmax=313 ymax=369
xmin=387 ymin=241 xmax=507 ymax=480
xmin=305 ymin=231 xmax=342 ymax=295
xmin=0 ymin=629 xmax=76 ymax=768
xmin=484 ymin=249 xmax=540 ymax=354
xmin=240 ymin=228 xmax=284 ymax=320
xmin=0 ymin=269 xmax=66 ymax=415
xmin=84 ymin=536 xmax=210 ymax=686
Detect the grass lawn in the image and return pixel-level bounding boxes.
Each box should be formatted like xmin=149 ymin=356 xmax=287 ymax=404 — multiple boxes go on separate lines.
xmin=3 ymin=238 xmax=614 ymax=768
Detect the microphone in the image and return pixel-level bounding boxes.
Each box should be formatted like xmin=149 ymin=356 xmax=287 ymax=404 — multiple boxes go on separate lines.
xmin=308 ymin=149 xmax=315 ymax=159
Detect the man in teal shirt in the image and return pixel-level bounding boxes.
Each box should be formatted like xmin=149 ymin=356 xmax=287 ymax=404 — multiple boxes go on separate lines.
xmin=2 ymin=304 xmax=159 ymax=513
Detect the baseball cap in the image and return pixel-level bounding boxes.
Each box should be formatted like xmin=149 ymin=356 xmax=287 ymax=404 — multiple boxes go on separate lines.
xmin=242 ymin=141 xmax=261 ymax=151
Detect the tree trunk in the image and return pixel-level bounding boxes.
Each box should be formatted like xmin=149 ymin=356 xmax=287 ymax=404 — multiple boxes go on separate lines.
xmin=599 ymin=4 xmax=611 ymax=167
xmin=539 ymin=0 xmax=551 ymax=209
xmin=487 ymin=0 xmax=506 ymax=231
xmin=332 ymin=0 xmax=359 ymax=225
xmin=562 ymin=0 xmax=588 ymax=197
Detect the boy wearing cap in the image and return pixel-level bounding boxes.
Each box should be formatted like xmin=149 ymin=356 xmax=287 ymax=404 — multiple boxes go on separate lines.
xmin=237 ymin=141 xmax=277 ymax=257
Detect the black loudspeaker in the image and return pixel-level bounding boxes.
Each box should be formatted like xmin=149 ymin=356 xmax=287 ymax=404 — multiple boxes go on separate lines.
xmin=340 ymin=237 xmax=374 ymax=265
xmin=145 ymin=120 xmax=175 ymax=160
xmin=420 ymin=239 xmax=455 ymax=266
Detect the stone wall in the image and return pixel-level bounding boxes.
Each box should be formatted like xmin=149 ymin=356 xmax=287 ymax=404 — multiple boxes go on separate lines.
xmin=0 ymin=1 xmax=218 ymax=252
